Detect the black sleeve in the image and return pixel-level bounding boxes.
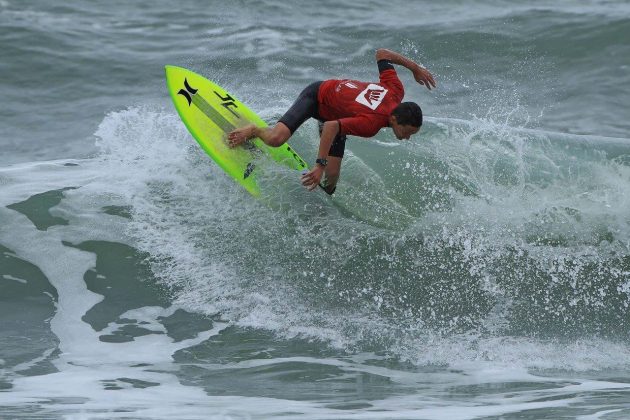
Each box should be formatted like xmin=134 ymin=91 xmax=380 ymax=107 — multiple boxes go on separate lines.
xmin=377 ymin=59 xmax=395 ymax=73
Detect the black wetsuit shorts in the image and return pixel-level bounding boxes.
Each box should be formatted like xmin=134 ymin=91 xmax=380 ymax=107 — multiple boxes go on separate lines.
xmin=278 ymin=81 xmax=347 ymax=158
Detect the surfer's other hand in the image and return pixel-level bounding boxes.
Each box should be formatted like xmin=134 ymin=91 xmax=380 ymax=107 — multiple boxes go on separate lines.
xmin=301 ymin=166 xmax=324 ymax=191
xmin=228 ymin=125 xmax=255 ymax=148
xmin=413 ymin=66 xmax=436 ymax=90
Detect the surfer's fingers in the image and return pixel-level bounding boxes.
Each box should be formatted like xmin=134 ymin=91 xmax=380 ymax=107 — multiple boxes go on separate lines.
xmin=427 ymin=74 xmax=437 ymax=88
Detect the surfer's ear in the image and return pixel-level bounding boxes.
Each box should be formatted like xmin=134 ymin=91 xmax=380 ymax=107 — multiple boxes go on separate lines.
xmin=389 ymin=114 xmax=398 ymax=128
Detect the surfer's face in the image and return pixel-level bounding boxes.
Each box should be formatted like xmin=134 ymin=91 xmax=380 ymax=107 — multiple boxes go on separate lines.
xmin=391 ymin=121 xmax=420 ymax=141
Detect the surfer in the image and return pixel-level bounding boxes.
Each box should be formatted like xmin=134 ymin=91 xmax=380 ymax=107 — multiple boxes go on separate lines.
xmin=228 ymin=48 xmax=436 ymax=194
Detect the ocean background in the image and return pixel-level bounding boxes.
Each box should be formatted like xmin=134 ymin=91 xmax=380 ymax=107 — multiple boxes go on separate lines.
xmin=2 ymin=0 xmax=630 ymax=418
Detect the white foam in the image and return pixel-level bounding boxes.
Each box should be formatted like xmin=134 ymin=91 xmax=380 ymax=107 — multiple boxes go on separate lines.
xmin=0 ymin=125 xmax=239 ymax=416
xmin=3 ymin=105 xmax=630 ymax=417
xmin=2 ymin=274 xmax=27 ymax=284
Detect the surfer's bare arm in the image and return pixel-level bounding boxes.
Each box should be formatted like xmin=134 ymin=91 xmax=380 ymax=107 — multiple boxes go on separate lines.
xmin=375 ymin=48 xmax=436 ymax=90
xmin=301 ymin=120 xmax=339 ymax=191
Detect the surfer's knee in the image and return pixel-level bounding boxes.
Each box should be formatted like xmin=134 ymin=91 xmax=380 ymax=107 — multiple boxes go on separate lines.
xmin=265 ymin=124 xmax=291 ymax=147
xmin=266 ymin=132 xmax=288 ymax=147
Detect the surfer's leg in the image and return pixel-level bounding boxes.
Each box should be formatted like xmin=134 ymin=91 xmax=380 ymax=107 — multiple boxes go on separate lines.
xmin=318 ymin=128 xmax=346 ymax=195
xmin=228 ymin=123 xmax=291 ymax=148
xmin=257 ymin=122 xmax=292 ymax=147
xmin=229 ymin=81 xmax=322 ymax=148
xmin=277 ymin=81 xmax=323 ymax=136
xmin=227 ymin=123 xmax=287 ymax=148
xmin=320 ymin=156 xmax=341 ymax=195
xmin=228 ymin=124 xmax=256 ymax=147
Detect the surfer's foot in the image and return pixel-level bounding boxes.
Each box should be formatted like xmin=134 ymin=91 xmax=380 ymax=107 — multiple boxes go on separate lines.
xmin=228 ymin=125 xmax=256 ymax=148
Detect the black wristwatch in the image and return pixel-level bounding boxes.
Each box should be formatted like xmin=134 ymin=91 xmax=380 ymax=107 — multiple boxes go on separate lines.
xmin=315 ymin=158 xmax=328 ymax=167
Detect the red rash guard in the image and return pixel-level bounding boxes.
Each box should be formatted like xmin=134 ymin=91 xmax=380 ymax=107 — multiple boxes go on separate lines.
xmin=317 ymin=66 xmax=404 ymax=137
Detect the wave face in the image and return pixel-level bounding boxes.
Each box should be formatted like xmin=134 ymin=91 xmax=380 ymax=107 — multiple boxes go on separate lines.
xmin=2 ymin=0 xmax=630 ymax=417
xmin=3 ymin=106 xmax=630 ymax=417
xmin=90 ymin=107 xmax=630 ymax=347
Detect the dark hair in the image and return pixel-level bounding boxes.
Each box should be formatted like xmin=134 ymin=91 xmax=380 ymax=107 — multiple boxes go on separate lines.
xmin=392 ymin=102 xmax=423 ymax=127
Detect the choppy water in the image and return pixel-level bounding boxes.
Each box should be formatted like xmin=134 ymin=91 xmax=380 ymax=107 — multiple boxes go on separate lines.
xmin=2 ymin=1 xmax=630 ymax=418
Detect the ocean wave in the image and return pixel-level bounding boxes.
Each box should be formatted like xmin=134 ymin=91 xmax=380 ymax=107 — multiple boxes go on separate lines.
xmin=3 ymin=105 xmax=630 ymax=370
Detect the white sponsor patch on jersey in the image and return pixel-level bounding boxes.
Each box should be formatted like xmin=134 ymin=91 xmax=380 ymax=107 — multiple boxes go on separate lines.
xmin=355 ymin=83 xmax=388 ymax=110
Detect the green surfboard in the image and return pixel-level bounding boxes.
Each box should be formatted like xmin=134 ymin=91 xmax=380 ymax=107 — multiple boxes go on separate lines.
xmin=165 ymin=65 xmax=308 ymax=196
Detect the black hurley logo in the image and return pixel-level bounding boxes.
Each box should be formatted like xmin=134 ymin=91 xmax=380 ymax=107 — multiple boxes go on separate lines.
xmin=177 ymin=78 xmax=198 ymax=106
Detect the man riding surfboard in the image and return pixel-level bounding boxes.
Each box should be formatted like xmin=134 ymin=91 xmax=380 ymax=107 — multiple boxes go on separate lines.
xmin=228 ymin=48 xmax=436 ymax=194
